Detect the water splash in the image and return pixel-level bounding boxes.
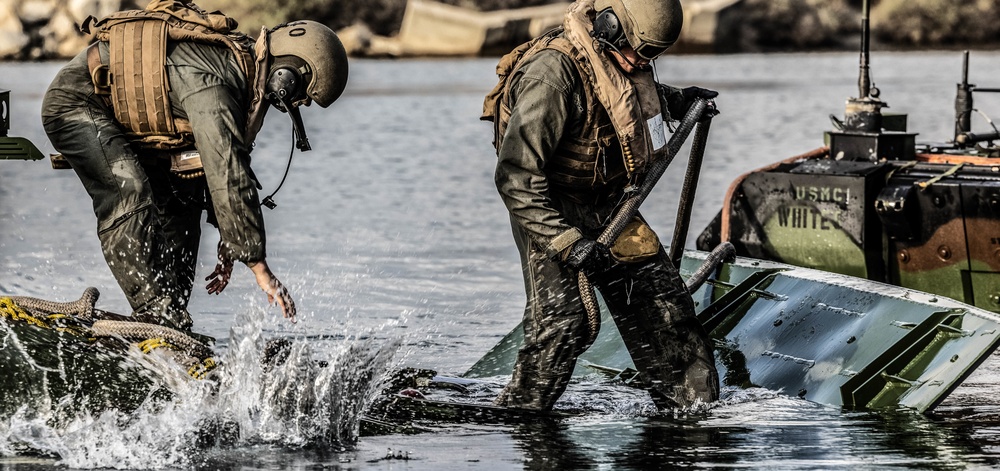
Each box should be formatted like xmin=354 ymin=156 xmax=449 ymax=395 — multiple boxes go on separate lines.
xmin=215 ymin=306 xmax=400 ymax=449
xmin=0 ymin=303 xmax=401 ymax=469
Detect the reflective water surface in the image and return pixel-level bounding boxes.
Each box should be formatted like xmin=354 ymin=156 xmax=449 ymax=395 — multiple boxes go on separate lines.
xmin=3 ymin=50 xmax=1000 ymax=469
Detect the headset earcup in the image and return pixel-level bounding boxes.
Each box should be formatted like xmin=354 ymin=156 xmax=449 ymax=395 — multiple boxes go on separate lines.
xmin=593 ymin=8 xmax=624 ymax=47
xmin=266 ymin=66 xmax=302 ymax=102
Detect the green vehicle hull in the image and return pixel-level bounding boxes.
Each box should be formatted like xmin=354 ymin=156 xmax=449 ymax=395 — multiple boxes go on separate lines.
xmin=696 ymin=1 xmax=1000 ymax=313
xmin=698 ymin=149 xmax=1000 ymax=313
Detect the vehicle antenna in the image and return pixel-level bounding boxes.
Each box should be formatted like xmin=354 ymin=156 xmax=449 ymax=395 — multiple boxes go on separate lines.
xmin=955 ymin=51 xmax=973 ymax=142
xmin=858 ymin=0 xmax=871 ymax=100
xmin=842 ymin=0 xmax=884 ymax=133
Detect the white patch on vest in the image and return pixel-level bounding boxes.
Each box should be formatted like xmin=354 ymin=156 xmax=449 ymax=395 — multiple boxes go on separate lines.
xmin=647 ymin=114 xmax=666 ymax=150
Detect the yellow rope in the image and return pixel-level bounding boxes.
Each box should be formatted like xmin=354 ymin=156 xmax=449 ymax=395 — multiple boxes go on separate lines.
xmin=0 ymin=299 xmax=87 ymax=336
xmin=54 ymin=326 xmax=89 ymax=337
xmin=0 ymin=297 xmax=49 ymax=328
xmin=188 ymin=357 xmax=218 ymax=379
xmin=137 ymin=337 xmax=175 ymax=354
xmin=3 ymin=298 xmax=217 ymax=380
xmin=137 ymin=337 xmax=217 ymax=379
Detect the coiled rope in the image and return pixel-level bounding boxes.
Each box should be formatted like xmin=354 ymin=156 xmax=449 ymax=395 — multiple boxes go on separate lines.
xmin=8 ymin=286 xmax=99 ymax=319
xmin=1 ymin=288 xmax=216 ymax=379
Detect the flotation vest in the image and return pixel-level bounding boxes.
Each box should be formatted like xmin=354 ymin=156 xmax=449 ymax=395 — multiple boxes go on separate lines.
xmin=482 ymin=28 xmax=625 ymax=189
xmin=484 ymin=0 xmax=669 ymax=191
xmin=82 ymin=0 xmax=262 ymax=151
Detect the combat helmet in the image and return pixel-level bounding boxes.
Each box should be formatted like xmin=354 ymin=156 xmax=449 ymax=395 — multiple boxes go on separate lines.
xmin=592 ymin=0 xmax=683 ymax=60
xmin=266 ymin=20 xmax=349 ymax=109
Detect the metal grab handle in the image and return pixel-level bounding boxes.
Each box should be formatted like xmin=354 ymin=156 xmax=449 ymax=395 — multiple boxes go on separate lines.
xmin=685 ymin=242 xmax=735 ymax=293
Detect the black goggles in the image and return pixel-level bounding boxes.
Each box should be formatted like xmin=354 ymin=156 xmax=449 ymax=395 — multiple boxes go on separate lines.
xmin=634 ymin=42 xmax=670 ymax=61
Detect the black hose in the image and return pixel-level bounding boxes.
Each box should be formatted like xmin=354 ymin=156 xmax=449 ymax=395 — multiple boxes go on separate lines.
xmin=669 ymin=118 xmax=712 ymax=268
xmin=685 ymin=242 xmax=735 ymax=293
xmin=596 ymin=99 xmax=709 ymax=246
xmin=579 ymin=98 xmax=713 ymax=346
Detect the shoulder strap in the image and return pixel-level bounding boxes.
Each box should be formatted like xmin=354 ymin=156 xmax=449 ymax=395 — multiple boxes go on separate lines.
xmin=481 ymin=28 xmax=603 ymax=152
xmin=143 ymin=0 xmax=237 ymax=32
xmin=481 ymin=27 xmax=563 ymax=123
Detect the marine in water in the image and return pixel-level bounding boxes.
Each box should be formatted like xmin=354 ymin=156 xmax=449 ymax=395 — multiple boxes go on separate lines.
xmin=40 ymin=1 xmax=349 ymax=330
xmin=482 ymin=0 xmax=720 ymax=411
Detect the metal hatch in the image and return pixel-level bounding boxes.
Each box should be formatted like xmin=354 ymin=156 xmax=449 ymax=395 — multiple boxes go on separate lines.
xmin=467 ymin=251 xmax=1000 ymax=413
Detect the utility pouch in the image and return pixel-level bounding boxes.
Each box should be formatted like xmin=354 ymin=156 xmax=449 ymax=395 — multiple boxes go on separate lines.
xmin=169 ymin=150 xmax=203 ymax=175
xmin=610 ymin=217 xmax=660 ymax=263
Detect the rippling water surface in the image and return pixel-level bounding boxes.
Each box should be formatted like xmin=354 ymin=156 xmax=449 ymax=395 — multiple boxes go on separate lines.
xmin=3 ymin=49 xmax=1000 ymax=469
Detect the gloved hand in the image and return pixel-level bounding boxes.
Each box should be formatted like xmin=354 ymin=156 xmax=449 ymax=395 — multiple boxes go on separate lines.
xmin=680 ymin=86 xmax=720 ymax=121
xmin=659 ymin=84 xmax=720 ymax=121
xmin=681 ymin=85 xmax=719 ymax=101
xmin=564 ymin=239 xmax=613 ymax=277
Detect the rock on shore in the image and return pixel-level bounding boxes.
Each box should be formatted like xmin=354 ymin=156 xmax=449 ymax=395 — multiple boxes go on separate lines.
xmin=1 ymin=0 xmax=996 ymax=60
xmin=0 ymin=0 xmax=141 ymax=60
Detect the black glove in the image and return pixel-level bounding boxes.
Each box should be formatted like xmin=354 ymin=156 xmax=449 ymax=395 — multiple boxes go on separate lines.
xmin=681 ymin=85 xmax=719 ymax=101
xmin=660 ymin=84 xmax=720 ymax=121
xmin=681 ymin=86 xmax=720 ymax=121
xmin=564 ymin=239 xmax=613 ymax=277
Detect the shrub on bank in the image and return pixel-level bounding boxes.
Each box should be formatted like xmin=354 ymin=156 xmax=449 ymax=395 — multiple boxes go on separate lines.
xmin=201 ymin=0 xmax=558 ymax=37
xmin=738 ymin=0 xmax=855 ymax=50
xmin=173 ymin=0 xmax=1000 ymax=51
xmin=871 ymin=0 xmax=1000 ymax=46
xmin=4 ymin=0 xmax=997 ymax=60
xmin=205 ymin=0 xmax=864 ymax=52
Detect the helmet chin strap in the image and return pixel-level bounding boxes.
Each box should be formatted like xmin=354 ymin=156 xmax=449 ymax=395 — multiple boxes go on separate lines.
xmin=281 ymin=95 xmax=311 ymax=152
xmin=265 ymin=66 xmax=312 ymax=152
xmin=259 ymin=124 xmax=296 ymax=210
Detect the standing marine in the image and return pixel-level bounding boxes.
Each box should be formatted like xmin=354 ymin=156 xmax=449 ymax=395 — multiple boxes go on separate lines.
xmin=482 ymin=0 xmax=720 ymax=411
xmin=41 ymin=1 xmax=349 ymax=330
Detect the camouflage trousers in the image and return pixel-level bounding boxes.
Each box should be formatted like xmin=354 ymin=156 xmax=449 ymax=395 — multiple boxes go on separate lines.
xmin=41 ymin=57 xmax=201 ymax=330
xmin=496 ymin=218 xmax=720 ymax=411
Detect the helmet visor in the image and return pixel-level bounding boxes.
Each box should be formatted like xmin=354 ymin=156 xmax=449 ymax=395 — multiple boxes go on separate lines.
xmin=634 ymin=41 xmax=669 ymax=61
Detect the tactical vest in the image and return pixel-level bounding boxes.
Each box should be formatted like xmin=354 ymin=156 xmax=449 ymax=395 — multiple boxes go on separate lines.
xmin=83 ymin=1 xmax=258 ymax=151
xmin=482 ymin=29 xmax=625 ymax=190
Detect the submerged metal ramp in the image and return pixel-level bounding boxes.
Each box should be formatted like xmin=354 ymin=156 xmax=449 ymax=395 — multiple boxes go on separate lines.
xmin=466 ymin=250 xmax=1000 ymax=413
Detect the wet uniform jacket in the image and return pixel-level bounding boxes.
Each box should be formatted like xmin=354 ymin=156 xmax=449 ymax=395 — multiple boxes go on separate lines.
xmin=45 ymin=41 xmax=265 ymax=263
xmin=495 ymin=47 xmax=627 ymax=256
xmin=42 ymin=40 xmax=264 ymax=327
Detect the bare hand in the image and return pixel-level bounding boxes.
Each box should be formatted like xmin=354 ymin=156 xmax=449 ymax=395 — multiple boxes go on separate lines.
xmin=249 ymin=260 xmax=296 ymax=322
xmin=205 ymin=242 xmax=234 ymax=294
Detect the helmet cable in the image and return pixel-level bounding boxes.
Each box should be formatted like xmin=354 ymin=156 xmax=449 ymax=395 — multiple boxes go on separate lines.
xmin=260 ymin=114 xmax=297 ymax=210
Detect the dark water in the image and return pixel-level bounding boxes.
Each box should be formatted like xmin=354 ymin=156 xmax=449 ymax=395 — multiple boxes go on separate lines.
xmin=3 ymin=49 xmax=1000 ymax=469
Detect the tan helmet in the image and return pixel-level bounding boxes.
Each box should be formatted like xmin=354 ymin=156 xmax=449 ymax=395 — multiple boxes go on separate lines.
xmin=267 ymin=20 xmax=349 ymax=108
xmin=593 ymin=0 xmax=683 ymax=60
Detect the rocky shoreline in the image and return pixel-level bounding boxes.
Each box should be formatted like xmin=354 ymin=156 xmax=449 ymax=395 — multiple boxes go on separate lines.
xmin=0 ymin=0 xmax=996 ymax=60
xmin=0 ymin=0 xmax=142 ymax=60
